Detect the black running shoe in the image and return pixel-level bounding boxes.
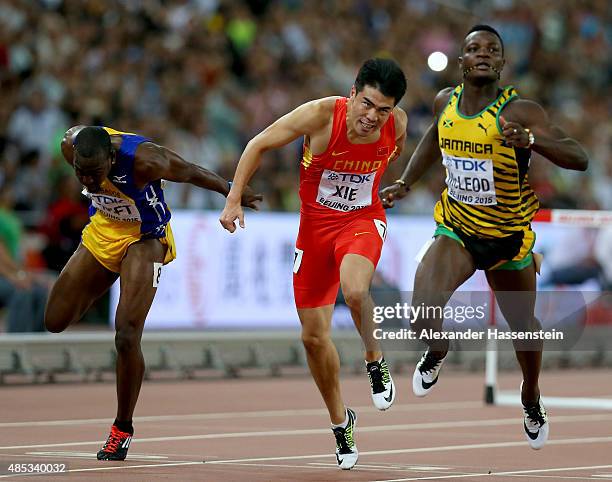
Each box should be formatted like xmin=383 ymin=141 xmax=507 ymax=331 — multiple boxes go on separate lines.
xmin=97 ymin=425 xmax=133 ymax=461
xmin=521 ymin=383 xmax=549 ymax=450
xmin=366 ymin=358 xmax=395 ymax=410
xmin=413 ymin=350 xmax=445 ymax=397
xmin=332 ymin=408 xmax=358 ymax=470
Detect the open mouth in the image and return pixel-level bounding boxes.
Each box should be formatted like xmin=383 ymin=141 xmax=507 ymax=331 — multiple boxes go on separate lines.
xmin=360 ymin=119 xmax=376 ymax=131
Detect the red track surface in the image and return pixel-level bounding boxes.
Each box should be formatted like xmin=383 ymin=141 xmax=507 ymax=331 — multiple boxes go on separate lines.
xmin=1 ymin=368 xmax=611 ymax=481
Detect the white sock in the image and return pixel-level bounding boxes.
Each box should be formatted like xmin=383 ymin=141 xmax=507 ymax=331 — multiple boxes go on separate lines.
xmin=365 ymin=356 xmax=383 ymax=365
xmin=331 ymin=409 xmax=348 ymax=429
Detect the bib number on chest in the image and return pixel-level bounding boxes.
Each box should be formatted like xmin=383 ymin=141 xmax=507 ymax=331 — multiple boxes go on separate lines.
xmin=84 ymin=189 xmax=142 ymax=222
xmin=317 ymin=170 xmax=374 ymax=212
xmin=442 ymin=153 xmax=497 ymax=206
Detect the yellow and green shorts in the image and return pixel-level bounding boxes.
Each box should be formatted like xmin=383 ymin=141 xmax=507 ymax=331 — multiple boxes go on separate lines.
xmin=434 ymin=223 xmax=535 ymax=271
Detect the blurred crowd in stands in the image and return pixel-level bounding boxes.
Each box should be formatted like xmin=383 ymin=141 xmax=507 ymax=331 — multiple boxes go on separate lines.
xmin=0 ymin=0 xmax=610 ymax=330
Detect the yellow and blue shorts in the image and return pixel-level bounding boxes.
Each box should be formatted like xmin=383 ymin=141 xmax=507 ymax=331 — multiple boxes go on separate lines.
xmin=81 ymin=213 xmax=176 ymax=273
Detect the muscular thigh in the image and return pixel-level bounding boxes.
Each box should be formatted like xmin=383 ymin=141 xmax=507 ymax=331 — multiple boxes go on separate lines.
xmin=414 ymin=235 xmax=476 ymax=299
xmin=334 ymin=217 xmax=386 ymax=268
xmin=298 ymin=305 xmax=335 ymax=338
xmin=46 ymin=244 xmax=119 ymax=324
xmin=116 ymin=238 xmax=166 ymax=329
xmin=293 ymin=223 xmax=340 ymax=309
xmin=486 ymin=261 xmax=537 ymax=330
xmin=293 ymin=216 xmax=386 ymax=309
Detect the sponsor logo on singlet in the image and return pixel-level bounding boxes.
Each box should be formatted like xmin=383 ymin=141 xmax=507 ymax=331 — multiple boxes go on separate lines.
xmin=442 ymin=152 xmax=497 ymax=206
xmin=83 ymin=187 xmax=142 ymax=222
xmin=317 ymin=169 xmax=375 ymax=212
xmin=440 ymin=137 xmax=493 ymax=154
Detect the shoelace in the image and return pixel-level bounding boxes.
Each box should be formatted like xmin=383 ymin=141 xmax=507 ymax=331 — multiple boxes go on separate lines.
xmin=333 ymin=427 xmax=354 ymax=453
xmin=524 ymin=403 xmax=546 ymax=428
xmin=367 ymin=364 xmax=386 ymax=393
xmin=419 ymin=352 xmax=442 ymax=374
xmin=102 ymin=430 xmax=124 ymax=453
xmin=380 ymin=361 xmax=391 ymax=384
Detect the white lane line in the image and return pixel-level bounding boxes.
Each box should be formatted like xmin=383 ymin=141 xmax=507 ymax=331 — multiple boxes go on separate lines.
xmin=508 ymin=475 xmax=607 ymax=480
xmin=371 ymin=464 xmax=612 ymax=482
xmin=0 ymin=451 xmax=218 ymax=462
xmin=307 ymin=462 xmax=457 ymax=474
xmin=203 ymin=436 xmax=612 ymax=465
xmin=0 ymin=401 xmax=480 ymax=428
xmin=496 ymin=465 xmax=612 ymax=476
xmin=2 ymin=414 xmax=612 ymax=451
xmin=202 ymin=462 xmax=332 ymax=470
xmin=372 ymin=474 xmax=488 ymax=481
xmin=25 ymin=451 xmax=168 ymax=460
xmin=310 ymin=462 xmax=450 ymax=471
xmin=472 ymin=476 xmax=587 ymax=480
xmin=1 ymin=441 xmax=611 ymax=479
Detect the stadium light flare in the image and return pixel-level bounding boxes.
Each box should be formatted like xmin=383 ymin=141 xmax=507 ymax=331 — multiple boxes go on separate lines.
xmin=427 ymin=51 xmax=448 ymax=72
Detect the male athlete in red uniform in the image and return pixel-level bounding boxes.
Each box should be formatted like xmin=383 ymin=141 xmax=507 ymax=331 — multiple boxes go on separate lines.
xmin=220 ymin=58 xmax=407 ymax=469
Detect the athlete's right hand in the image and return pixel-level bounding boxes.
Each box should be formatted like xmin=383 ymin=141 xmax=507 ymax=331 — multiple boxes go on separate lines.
xmin=379 ymin=182 xmax=409 ymax=209
xmin=219 ymin=200 xmax=244 ymax=233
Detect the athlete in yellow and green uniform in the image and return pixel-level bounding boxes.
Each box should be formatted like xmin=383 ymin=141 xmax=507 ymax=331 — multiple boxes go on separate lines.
xmin=381 ymin=25 xmax=588 ymax=450
xmin=433 ymin=83 xmax=538 ymax=270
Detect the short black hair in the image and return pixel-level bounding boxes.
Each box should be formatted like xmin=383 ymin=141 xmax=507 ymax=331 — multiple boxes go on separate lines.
xmin=465 ymin=24 xmax=504 ymax=55
xmin=354 ymin=58 xmax=407 ymax=106
xmin=74 ymin=126 xmax=111 ymax=167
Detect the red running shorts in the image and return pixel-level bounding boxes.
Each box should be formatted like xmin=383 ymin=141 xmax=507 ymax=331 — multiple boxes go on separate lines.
xmin=293 ymin=214 xmax=387 ymax=309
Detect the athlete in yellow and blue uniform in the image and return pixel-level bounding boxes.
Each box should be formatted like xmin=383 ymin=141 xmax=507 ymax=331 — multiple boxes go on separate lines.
xmin=80 ymin=127 xmax=176 ymax=273
xmin=45 ymin=125 xmax=262 ymax=461
xmin=381 ymin=25 xmax=588 ymax=450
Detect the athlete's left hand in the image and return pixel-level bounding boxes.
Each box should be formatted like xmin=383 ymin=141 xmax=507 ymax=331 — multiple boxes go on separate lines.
xmin=220 ymin=199 xmax=243 ymax=233
xmin=240 ymin=185 xmax=263 ymax=210
xmin=379 ymin=182 xmax=409 ymax=209
xmin=499 ymin=116 xmax=531 ymax=148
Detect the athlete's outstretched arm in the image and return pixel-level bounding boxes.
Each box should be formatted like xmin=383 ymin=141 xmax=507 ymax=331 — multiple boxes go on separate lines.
xmin=135 ymin=143 xmax=263 ymax=209
xmin=219 ymin=98 xmax=331 ymax=232
xmin=380 ymin=89 xmax=451 ymax=208
xmin=500 ymin=100 xmax=588 ymax=171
